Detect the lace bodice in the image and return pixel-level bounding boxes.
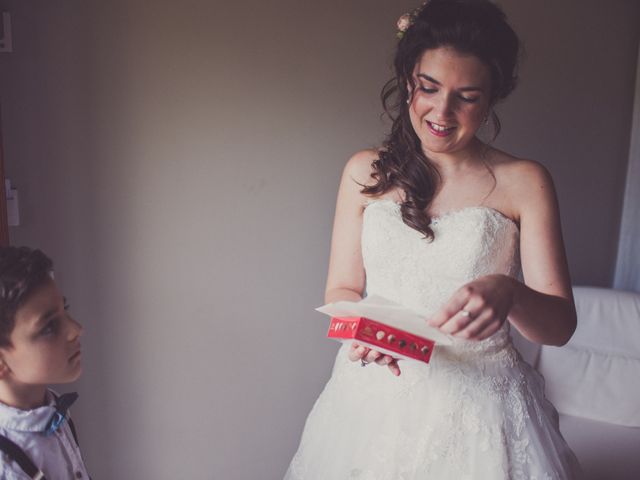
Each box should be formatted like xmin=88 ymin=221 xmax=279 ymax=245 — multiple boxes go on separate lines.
xmin=362 ymin=199 xmax=521 ymax=358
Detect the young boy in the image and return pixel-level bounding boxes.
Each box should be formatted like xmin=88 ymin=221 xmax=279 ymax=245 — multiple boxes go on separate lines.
xmin=0 ymin=246 xmax=89 ymax=479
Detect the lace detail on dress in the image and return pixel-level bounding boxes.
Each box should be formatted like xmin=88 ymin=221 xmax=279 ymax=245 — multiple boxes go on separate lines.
xmin=285 ymin=200 xmax=581 ymax=480
xmin=361 ymin=200 xmax=520 ymax=318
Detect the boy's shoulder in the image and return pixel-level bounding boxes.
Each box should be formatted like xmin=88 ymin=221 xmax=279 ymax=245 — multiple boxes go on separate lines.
xmin=0 ymin=391 xmax=88 ymax=480
xmin=0 ymin=443 xmax=31 ymax=480
xmin=0 ymin=457 xmax=27 ymax=480
xmin=0 ymin=423 xmax=39 ymax=480
xmin=0 ymin=423 xmax=87 ymax=480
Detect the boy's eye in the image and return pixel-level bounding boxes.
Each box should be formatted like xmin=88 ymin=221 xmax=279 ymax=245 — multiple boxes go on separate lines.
xmin=39 ymin=318 xmax=60 ymax=337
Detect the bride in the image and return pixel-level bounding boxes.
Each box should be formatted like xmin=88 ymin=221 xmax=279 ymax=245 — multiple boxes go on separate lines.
xmin=285 ymin=0 xmax=582 ymax=478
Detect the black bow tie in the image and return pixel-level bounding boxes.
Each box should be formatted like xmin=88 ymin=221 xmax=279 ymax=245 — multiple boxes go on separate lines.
xmin=44 ymin=392 xmax=78 ymax=436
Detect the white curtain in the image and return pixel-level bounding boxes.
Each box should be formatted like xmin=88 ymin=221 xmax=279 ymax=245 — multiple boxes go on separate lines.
xmin=614 ymin=48 xmax=640 ymax=292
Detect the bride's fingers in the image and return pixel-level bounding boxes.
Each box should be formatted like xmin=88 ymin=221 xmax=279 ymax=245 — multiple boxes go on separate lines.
xmin=364 ymin=349 xmax=382 ymax=364
xmin=348 ymin=345 xmax=394 ymax=368
xmin=439 ymin=306 xmax=480 ymax=334
xmin=349 ymin=346 xmax=400 ymax=376
xmin=474 ymin=320 xmax=502 ymax=341
xmin=428 ymin=301 xmax=463 ymax=328
xmin=387 ymin=359 xmax=401 ymax=376
xmin=348 ymin=344 xmax=368 ymax=362
xmin=454 ymin=310 xmax=493 ymax=338
xmin=428 ymin=290 xmax=471 ymax=328
xmin=375 ymin=355 xmax=393 ymax=366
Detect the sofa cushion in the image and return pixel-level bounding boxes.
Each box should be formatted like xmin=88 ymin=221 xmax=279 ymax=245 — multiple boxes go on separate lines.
xmin=536 ymin=287 xmax=640 ymax=426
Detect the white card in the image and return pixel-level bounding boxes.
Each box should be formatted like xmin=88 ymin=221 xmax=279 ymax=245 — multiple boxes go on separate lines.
xmin=317 ymin=295 xmax=453 ymax=345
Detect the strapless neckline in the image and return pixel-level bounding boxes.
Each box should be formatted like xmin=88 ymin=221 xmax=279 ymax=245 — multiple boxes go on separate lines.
xmin=364 ymin=198 xmax=519 ymax=231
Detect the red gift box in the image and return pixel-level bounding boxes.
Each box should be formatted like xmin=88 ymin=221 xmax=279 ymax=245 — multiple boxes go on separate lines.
xmin=328 ymin=316 xmax=436 ymax=363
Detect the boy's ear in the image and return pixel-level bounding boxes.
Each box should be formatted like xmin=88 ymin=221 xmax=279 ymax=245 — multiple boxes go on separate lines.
xmin=0 ymin=355 xmax=11 ymax=379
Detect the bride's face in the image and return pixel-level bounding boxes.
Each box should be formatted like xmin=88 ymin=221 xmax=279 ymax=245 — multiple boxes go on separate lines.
xmin=408 ymin=46 xmax=492 ymax=157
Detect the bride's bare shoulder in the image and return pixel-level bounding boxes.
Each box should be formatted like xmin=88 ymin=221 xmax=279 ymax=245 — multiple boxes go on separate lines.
xmin=343 ymin=149 xmax=381 ymax=188
xmin=490 ymin=150 xmax=557 ymax=220
xmin=494 ymin=154 xmax=552 ymax=187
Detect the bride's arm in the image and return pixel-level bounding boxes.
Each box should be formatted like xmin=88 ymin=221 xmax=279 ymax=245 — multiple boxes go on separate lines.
xmin=324 ymin=151 xmax=373 ymax=304
xmin=505 ymin=161 xmax=577 ymax=346
xmin=325 ymin=150 xmax=402 ymax=375
xmin=429 ymin=160 xmax=577 ymax=346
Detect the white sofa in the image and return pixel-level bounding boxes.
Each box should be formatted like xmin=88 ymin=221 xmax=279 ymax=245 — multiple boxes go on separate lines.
xmin=512 ymin=287 xmax=640 ymax=480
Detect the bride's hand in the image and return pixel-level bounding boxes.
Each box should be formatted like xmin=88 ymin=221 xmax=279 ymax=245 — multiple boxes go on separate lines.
xmin=428 ymin=274 xmax=516 ymax=341
xmin=348 ymin=342 xmax=401 ymax=376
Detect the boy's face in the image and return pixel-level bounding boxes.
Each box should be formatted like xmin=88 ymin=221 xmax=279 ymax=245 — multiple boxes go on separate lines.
xmin=0 ymin=277 xmax=83 ymax=387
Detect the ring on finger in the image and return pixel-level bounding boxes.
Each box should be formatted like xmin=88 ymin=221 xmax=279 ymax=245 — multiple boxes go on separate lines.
xmin=360 ymin=358 xmax=369 ymax=367
xmin=460 ymin=308 xmax=473 ymax=319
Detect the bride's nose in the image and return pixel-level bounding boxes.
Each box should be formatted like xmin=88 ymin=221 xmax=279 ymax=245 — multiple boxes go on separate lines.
xmin=433 ymin=93 xmax=455 ymax=121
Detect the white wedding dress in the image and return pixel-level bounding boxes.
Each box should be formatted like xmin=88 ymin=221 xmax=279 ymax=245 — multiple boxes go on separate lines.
xmin=285 ymin=199 xmax=582 ymax=480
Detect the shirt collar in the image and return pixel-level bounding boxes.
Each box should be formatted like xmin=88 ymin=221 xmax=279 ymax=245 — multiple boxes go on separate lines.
xmin=0 ymin=390 xmax=58 ymax=432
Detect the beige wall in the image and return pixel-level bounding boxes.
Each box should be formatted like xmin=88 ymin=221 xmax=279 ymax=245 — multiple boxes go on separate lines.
xmin=0 ymin=1 xmax=637 ymax=478
xmin=497 ymin=1 xmax=640 ymax=285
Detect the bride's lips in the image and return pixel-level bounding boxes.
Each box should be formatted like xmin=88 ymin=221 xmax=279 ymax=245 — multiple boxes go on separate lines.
xmin=427 ymin=121 xmax=456 ymax=137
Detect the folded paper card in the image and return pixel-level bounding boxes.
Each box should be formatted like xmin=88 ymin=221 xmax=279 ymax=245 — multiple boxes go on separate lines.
xmin=317 ymin=295 xmax=452 ymax=363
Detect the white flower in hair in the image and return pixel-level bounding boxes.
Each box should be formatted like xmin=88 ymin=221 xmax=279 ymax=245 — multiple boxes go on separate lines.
xmin=395 ymin=1 xmax=429 ymax=39
xmin=397 ymin=14 xmax=412 ymax=33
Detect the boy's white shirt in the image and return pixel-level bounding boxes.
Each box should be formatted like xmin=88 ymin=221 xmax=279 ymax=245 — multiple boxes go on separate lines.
xmin=0 ymin=389 xmax=89 ymax=480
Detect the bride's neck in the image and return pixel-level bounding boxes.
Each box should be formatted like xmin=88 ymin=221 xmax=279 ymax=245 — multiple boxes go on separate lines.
xmin=424 ymin=138 xmax=488 ymax=176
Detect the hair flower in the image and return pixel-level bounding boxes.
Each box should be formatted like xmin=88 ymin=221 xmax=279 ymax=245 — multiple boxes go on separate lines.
xmin=396 ymin=1 xmax=429 ymax=39
xmin=396 ymin=14 xmax=412 ymax=38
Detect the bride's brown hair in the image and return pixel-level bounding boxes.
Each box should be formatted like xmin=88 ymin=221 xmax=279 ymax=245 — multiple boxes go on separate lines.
xmin=362 ymin=0 xmax=520 ymax=240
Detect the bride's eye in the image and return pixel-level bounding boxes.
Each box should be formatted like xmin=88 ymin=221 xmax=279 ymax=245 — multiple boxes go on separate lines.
xmin=419 ymin=86 xmax=437 ymax=94
xmin=459 ymin=95 xmax=479 ymax=104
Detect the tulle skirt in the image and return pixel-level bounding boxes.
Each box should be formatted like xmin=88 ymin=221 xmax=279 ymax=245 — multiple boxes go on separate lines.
xmin=285 ymin=342 xmax=581 ymax=480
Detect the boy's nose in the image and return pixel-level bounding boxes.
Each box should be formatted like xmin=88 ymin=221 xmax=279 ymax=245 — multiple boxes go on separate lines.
xmin=67 ymin=316 xmax=84 ymax=340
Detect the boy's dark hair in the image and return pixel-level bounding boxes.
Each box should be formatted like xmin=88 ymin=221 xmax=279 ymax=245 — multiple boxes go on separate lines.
xmin=0 ymin=247 xmax=53 ymax=347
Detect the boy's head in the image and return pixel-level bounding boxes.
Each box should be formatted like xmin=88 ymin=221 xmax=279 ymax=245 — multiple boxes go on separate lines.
xmin=0 ymin=247 xmax=82 ymax=396
xmin=0 ymin=247 xmax=54 ymax=346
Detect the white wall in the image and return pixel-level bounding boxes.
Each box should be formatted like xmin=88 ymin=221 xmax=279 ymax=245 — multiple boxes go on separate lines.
xmin=0 ymin=1 xmax=638 ymax=478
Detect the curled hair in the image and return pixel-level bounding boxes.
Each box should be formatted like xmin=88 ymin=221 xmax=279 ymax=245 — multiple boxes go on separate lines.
xmin=363 ymin=0 xmax=521 ymax=239
xmin=0 ymin=247 xmax=53 ymax=347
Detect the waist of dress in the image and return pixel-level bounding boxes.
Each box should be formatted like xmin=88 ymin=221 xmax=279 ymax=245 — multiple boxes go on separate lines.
xmin=432 ymin=333 xmax=518 ymax=365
